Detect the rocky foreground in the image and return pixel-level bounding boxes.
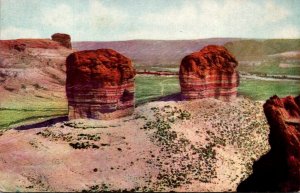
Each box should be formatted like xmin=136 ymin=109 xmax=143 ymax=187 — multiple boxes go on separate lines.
xmin=0 ymin=97 xmax=270 ymax=192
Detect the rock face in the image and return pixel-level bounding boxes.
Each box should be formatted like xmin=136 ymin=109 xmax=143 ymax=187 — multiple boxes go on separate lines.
xmin=238 ymin=95 xmax=300 ymax=192
xmin=179 ymin=45 xmax=239 ymax=101
xmin=51 ymin=33 xmax=72 ymax=49
xmin=66 ymin=49 xmax=136 ymax=120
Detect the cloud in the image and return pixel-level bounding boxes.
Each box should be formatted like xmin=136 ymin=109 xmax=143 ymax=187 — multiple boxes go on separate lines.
xmin=263 ymin=0 xmax=290 ymax=23
xmin=0 ymin=0 xmax=298 ymax=40
xmin=42 ymin=4 xmax=76 ymax=29
xmin=273 ymin=26 xmax=300 ymax=38
xmin=132 ymin=0 xmax=293 ymax=39
xmin=0 ymin=26 xmax=41 ymax=40
xmin=87 ymin=0 xmax=127 ymax=29
xmin=41 ymin=0 xmax=127 ymax=36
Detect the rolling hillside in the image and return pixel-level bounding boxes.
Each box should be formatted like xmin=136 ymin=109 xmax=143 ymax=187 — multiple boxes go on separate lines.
xmin=73 ymin=38 xmax=300 ymax=65
xmin=224 ymin=39 xmax=300 ymax=60
xmin=72 ymin=38 xmax=238 ymax=65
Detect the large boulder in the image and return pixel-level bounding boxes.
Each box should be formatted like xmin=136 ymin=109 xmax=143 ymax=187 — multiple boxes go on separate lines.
xmin=66 ymin=49 xmax=136 ymax=120
xmin=238 ymin=95 xmax=300 ymax=192
xmin=51 ymin=33 xmax=72 ymax=49
xmin=179 ymin=45 xmax=239 ymax=101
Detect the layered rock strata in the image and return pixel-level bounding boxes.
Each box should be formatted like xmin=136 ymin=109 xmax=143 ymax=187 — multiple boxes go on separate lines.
xmin=238 ymin=95 xmax=300 ymax=192
xmin=179 ymin=45 xmax=239 ymax=101
xmin=66 ymin=49 xmax=136 ymax=120
xmin=51 ymin=33 xmax=72 ymax=49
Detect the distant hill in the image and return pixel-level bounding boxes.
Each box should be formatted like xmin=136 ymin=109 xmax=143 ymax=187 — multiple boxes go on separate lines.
xmin=73 ymin=38 xmax=300 ymax=65
xmin=224 ymin=39 xmax=300 ymax=60
xmin=72 ymin=38 xmax=239 ymax=65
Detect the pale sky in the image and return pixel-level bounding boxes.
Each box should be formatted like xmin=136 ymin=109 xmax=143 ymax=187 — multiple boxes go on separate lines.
xmin=1 ymin=0 xmax=300 ymax=41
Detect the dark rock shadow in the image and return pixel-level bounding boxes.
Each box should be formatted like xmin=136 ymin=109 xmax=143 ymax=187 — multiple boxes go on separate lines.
xmin=237 ymin=150 xmax=285 ymax=192
xmin=14 ymin=116 xmax=68 ymax=131
xmin=158 ymin=92 xmax=182 ymax=102
xmin=136 ymin=92 xmax=182 ymax=107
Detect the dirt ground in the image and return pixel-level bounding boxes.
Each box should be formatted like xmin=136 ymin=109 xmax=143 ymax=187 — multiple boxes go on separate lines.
xmin=0 ymin=97 xmax=270 ymax=192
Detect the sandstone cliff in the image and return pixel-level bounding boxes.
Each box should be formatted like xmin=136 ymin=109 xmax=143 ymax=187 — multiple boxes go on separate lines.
xmin=66 ymin=49 xmax=136 ymax=120
xmin=238 ymin=95 xmax=300 ymax=192
xmin=179 ymin=45 xmax=239 ymax=101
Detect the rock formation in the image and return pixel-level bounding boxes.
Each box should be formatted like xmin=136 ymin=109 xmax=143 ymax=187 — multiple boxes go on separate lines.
xmin=179 ymin=45 xmax=239 ymax=101
xmin=66 ymin=49 xmax=136 ymax=120
xmin=238 ymin=95 xmax=300 ymax=192
xmin=51 ymin=33 xmax=72 ymax=49
xmin=13 ymin=43 xmax=26 ymax=51
xmin=0 ymin=39 xmax=62 ymax=50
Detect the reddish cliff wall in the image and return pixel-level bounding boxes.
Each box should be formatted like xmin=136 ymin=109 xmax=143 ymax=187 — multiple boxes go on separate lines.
xmin=66 ymin=49 xmax=136 ymax=120
xmin=179 ymin=45 xmax=239 ymax=101
xmin=238 ymin=95 xmax=300 ymax=192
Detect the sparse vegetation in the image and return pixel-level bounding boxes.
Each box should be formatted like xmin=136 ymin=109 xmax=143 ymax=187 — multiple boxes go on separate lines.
xmin=140 ymin=106 xmax=221 ymax=189
xmin=137 ymin=100 xmax=270 ymax=190
xmin=37 ymin=129 xmax=72 ymax=142
xmin=69 ymin=141 xmax=99 ymax=149
xmin=36 ymin=128 xmax=102 ymax=150
xmin=81 ymin=183 xmax=154 ymax=192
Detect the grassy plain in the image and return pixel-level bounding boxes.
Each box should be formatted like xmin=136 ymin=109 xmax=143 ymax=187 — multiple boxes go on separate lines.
xmin=0 ymin=109 xmax=66 ymax=129
xmin=135 ymin=75 xmax=180 ymax=104
xmin=237 ymin=61 xmax=300 ymax=76
xmin=238 ymin=79 xmax=300 ymax=100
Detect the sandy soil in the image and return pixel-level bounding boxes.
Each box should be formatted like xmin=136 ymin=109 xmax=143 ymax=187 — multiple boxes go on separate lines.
xmin=0 ymin=97 xmax=270 ymax=192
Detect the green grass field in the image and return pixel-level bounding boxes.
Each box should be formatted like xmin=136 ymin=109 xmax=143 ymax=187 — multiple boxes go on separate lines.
xmin=0 ymin=109 xmax=67 ymax=129
xmin=135 ymin=75 xmax=180 ymax=104
xmin=1 ymin=75 xmax=299 ymax=130
xmin=238 ymin=79 xmax=300 ymax=100
xmin=238 ymin=61 xmax=300 ymax=76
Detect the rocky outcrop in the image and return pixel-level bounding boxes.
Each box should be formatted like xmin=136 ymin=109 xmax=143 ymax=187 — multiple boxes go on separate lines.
xmin=66 ymin=49 xmax=136 ymax=120
xmin=51 ymin=33 xmax=72 ymax=49
xmin=179 ymin=45 xmax=239 ymax=101
xmin=13 ymin=43 xmax=26 ymax=51
xmin=238 ymin=95 xmax=300 ymax=192
xmin=0 ymin=39 xmax=62 ymax=50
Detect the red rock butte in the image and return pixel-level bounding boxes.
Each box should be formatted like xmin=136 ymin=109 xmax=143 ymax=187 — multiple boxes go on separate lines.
xmin=263 ymin=95 xmax=300 ymax=191
xmin=179 ymin=45 xmax=239 ymax=101
xmin=51 ymin=33 xmax=72 ymax=49
xmin=238 ymin=95 xmax=300 ymax=192
xmin=66 ymin=49 xmax=136 ymax=120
